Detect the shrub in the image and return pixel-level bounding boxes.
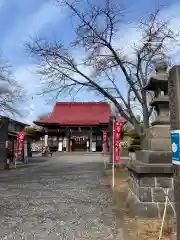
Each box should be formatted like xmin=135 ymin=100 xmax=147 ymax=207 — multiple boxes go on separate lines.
xmin=127 ymin=130 xmax=141 ymax=152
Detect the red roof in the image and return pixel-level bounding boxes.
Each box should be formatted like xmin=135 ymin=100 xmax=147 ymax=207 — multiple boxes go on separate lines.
xmin=34 ymin=102 xmax=111 ymax=126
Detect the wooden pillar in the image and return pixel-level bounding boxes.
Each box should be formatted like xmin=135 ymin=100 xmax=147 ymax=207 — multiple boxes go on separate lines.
xmin=66 ymin=127 xmax=69 ymax=152
xmin=90 ymin=127 xmax=92 ymax=152
xmin=0 ymin=117 xmax=9 ymax=169
xmin=44 ymin=134 xmax=48 ymax=147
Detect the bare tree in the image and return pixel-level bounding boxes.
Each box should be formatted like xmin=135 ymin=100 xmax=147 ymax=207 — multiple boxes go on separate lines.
xmin=37 ymin=112 xmax=51 ymax=121
xmin=0 ymin=60 xmax=25 ymax=117
xmin=27 ymin=0 xmax=179 ymax=133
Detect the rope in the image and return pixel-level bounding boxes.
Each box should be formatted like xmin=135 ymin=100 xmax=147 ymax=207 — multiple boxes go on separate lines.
xmin=158 ymin=189 xmax=169 ymax=240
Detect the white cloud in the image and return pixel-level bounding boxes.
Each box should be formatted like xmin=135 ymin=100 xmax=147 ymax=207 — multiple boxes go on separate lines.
xmin=14 ymin=64 xmax=42 ymax=94
xmin=160 ymin=4 xmax=180 ymax=62
xmin=97 ymin=2 xmax=180 ymax=118
xmin=114 ymin=23 xmax=141 ymax=56
xmin=3 ymin=1 xmax=64 ymax=51
xmin=2 ymin=1 xmax=66 ymax=123
xmin=113 ymin=3 xmax=180 ymax=59
xmin=14 ymin=64 xmax=53 ymax=124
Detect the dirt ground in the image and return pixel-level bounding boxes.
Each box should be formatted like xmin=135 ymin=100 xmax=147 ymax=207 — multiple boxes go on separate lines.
xmin=105 ymin=167 xmax=176 ymax=240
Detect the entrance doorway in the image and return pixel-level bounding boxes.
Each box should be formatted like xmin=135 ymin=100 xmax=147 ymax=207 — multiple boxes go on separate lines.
xmin=70 ymin=136 xmax=89 ymax=151
xmin=92 ymin=133 xmax=103 ymax=152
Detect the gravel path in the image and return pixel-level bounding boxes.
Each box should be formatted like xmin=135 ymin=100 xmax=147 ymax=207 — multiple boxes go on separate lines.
xmin=0 ymin=154 xmax=124 ymax=240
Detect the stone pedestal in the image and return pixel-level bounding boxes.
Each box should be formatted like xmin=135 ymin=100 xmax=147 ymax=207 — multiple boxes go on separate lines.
xmin=127 ymin=61 xmax=174 ymax=218
xmin=127 ymin=162 xmax=174 ymax=217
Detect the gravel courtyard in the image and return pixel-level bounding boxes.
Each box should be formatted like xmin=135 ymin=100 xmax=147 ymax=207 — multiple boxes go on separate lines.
xmin=0 ymin=154 xmax=124 ymax=240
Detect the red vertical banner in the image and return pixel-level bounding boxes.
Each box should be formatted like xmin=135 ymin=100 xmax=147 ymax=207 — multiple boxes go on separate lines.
xmin=113 ymin=120 xmax=123 ymax=164
xmin=103 ymin=131 xmax=108 ymax=154
xmin=17 ymin=132 xmax=25 ymax=158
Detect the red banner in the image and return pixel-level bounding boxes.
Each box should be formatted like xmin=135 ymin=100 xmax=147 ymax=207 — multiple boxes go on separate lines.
xmin=17 ymin=132 xmax=25 ymax=157
xmin=103 ymin=131 xmax=108 ymax=154
xmin=113 ymin=120 xmax=123 ymax=164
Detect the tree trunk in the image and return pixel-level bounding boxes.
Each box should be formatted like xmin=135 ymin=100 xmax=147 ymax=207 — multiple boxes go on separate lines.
xmin=142 ymin=106 xmax=149 ymax=128
xmin=142 ymin=91 xmax=149 ymax=129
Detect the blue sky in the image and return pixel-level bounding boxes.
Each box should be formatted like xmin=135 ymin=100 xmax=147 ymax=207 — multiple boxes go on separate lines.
xmin=0 ymin=0 xmax=179 ymax=123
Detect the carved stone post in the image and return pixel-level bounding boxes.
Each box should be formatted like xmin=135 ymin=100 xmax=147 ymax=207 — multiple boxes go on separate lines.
xmin=168 ymin=66 xmax=180 ymax=239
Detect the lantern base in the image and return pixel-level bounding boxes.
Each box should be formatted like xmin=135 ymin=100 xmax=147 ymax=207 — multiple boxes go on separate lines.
xmin=126 ymin=160 xmax=174 ymax=218
xmin=135 ymin=150 xmax=172 ymax=164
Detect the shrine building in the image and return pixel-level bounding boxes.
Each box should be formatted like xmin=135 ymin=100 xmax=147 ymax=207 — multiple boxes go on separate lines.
xmin=34 ymin=102 xmax=111 ymax=152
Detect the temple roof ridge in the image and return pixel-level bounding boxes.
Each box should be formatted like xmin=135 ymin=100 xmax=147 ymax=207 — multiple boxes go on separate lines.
xmin=34 ymin=101 xmax=111 ymax=126
xmin=55 ymin=101 xmax=110 ymax=105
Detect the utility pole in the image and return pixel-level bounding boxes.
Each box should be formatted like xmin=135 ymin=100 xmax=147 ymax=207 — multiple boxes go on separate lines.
xmin=168 ymin=66 xmax=180 ymax=239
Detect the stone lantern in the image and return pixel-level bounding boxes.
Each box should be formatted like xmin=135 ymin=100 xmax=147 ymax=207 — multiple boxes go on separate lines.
xmin=138 ymin=60 xmax=171 ymax=163
xmin=127 ymin=60 xmax=174 ymax=218
xmin=147 ymin=61 xmax=169 ymax=124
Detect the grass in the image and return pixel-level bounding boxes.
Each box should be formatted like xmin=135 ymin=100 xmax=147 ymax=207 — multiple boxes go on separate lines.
xmin=105 ymin=167 xmax=176 ymax=240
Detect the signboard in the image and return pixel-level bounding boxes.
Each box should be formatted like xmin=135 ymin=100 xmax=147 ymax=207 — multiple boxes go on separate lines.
xmin=171 ymin=130 xmax=180 ymax=165
xmin=17 ymin=132 xmax=25 ymax=160
xmin=113 ymin=120 xmax=123 ymax=164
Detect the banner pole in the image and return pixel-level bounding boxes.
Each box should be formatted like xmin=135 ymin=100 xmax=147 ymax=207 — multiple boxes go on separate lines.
xmin=112 ymin=119 xmax=115 ymax=188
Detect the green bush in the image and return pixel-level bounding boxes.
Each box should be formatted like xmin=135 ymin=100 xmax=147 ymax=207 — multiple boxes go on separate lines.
xmin=128 ymin=145 xmax=141 ymax=152
xmin=132 ymin=138 xmax=140 ymax=145
xmin=24 ymin=127 xmax=43 ymax=139
xmin=127 ymin=129 xmax=141 ymax=152
xmin=24 ymin=127 xmax=38 ymax=134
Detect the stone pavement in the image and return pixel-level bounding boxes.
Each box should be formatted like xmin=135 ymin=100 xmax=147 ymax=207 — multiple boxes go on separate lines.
xmin=0 ymin=154 xmax=125 ymax=240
